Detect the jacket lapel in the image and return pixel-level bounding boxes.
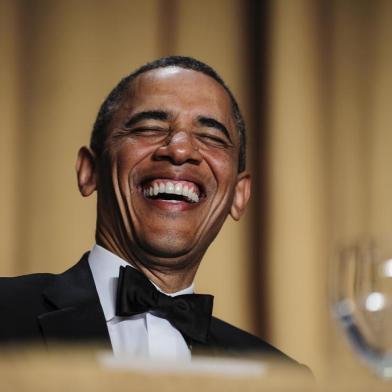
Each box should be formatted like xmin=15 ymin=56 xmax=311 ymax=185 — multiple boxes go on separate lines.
xmin=38 ymin=253 xmax=111 ymax=349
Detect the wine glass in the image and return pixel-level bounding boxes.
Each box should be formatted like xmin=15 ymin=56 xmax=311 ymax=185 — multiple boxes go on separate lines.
xmin=330 ymin=238 xmax=392 ymax=379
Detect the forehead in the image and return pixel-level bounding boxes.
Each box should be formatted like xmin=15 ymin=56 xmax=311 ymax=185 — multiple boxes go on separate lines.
xmin=122 ymin=67 xmax=235 ymax=126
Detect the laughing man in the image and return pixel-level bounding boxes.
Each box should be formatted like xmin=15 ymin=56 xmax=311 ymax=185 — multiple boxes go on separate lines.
xmin=0 ymin=57 xmax=303 ymax=367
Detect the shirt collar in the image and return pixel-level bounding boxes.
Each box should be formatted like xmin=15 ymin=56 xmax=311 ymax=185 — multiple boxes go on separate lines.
xmin=88 ymin=244 xmax=194 ymax=321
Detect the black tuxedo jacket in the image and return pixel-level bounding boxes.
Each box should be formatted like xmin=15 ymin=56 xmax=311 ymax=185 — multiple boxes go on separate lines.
xmin=0 ymin=253 xmax=300 ymax=366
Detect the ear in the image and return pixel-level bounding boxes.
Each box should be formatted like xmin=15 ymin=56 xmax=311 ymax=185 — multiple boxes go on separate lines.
xmin=230 ymin=171 xmax=251 ymax=221
xmin=76 ymin=146 xmax=97 ymax=197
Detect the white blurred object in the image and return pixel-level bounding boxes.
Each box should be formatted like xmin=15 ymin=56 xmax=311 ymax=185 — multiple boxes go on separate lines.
xmin=97 ymin=352 xmax=266 ymax=377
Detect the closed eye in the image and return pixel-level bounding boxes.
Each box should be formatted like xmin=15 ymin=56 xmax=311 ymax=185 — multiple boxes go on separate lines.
xmin=130 ymin=126 xmax=168 ymax=136
xmin=196 ymin=132 xmax=232 ymax=148
xmin=110 ymin=126 xmax=168 ymax=141
xmin=196 ymin=116 xmax=233 ymax=145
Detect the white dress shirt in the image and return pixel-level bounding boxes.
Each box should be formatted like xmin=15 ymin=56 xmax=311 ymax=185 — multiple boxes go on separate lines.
xmin=88 ymin=244 xmax=193 ymax=361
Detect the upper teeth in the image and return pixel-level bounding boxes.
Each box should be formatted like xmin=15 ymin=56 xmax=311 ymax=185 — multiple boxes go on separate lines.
xmin=143 ymin=181 xmax=200 ymax=203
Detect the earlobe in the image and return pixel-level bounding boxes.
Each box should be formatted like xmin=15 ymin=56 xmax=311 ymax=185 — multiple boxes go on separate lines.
xmin=230 ymin=172 xmax=251 ymax=221
xmin=76 ymin=146 xmax=97 ymax=197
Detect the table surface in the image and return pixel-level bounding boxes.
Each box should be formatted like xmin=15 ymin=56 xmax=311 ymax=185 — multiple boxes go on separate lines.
xmin=0 ymin=346 xmax=390 ymax=392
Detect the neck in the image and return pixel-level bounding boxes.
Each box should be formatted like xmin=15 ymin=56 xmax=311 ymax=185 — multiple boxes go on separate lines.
xmin=135 ymin=264 xmax=195 ymax=294
xmin=96 ymin=227 xmax=200 ymax=294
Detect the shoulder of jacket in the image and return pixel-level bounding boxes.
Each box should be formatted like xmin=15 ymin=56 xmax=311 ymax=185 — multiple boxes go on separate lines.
xmin=0 ymin=272 xmax=55 ymax=300
xmin=210 ymin=317 xmax=300 ymax=364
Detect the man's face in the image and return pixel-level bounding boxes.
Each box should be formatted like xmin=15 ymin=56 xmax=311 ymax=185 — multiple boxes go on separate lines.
xmin=91 ymin=67 xmax=250 ymax=267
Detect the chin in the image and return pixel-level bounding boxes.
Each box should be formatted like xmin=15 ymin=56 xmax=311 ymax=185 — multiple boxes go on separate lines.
xmin=137 ymin=235 xmax=201 ymax=262
xmin=143 ymin=242 xmax=192 ymax=259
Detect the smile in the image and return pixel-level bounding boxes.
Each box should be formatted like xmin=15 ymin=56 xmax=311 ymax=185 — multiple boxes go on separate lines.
xmin=142 ymin=179 xmax=201 ymax=203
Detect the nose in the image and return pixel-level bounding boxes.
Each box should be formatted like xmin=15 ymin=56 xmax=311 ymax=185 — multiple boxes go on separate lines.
xmin=153 ymin=130 xmax=202 ymax=165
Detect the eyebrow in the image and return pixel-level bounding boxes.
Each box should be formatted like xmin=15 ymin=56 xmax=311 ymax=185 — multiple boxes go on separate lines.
xmin=124 ymin=110 xmax=169 ymax=128
xmin=197 ymin=116 xmax=232 ymax=142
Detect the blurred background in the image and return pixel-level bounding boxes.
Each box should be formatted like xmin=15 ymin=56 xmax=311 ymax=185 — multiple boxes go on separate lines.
xmin=1 ymin=0 xmax=392 ymax=382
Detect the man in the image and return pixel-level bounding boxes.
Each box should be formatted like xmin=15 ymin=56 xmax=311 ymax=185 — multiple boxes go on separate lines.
xmin=0 ymin=56 xmax=300 ymax=366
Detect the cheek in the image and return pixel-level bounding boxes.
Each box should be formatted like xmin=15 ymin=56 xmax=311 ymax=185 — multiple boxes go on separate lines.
xmin=203 ymin=150 xmax=238 ymax=188
xmin=110 ymin=141 xmax=154 ymax=194
xmin=114 ymin=140 xmax=153 ymax=174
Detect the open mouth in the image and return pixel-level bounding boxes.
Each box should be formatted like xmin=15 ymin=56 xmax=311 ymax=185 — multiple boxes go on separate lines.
xmin=141 ymin=179 xmax=202 ymax=203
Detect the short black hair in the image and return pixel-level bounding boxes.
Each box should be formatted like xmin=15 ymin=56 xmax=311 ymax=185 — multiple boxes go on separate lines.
xmin=90 ymin=56 xmax=247 ymax=172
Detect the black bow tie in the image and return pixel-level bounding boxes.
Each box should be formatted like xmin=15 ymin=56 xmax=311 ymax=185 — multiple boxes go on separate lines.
xmin=116 ymin=266 xmax=214 ymax=343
